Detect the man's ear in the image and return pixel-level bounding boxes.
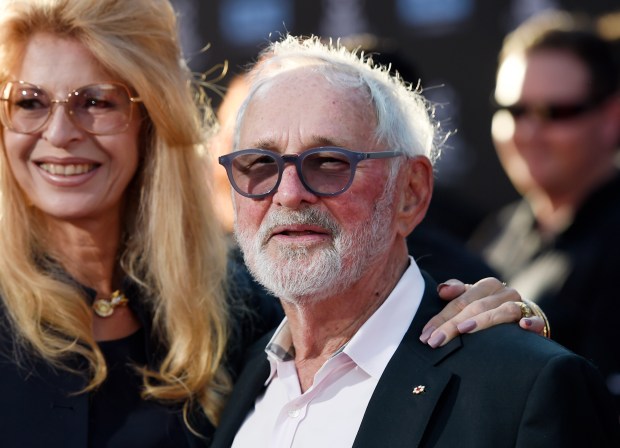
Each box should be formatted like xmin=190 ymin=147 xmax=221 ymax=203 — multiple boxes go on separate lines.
xmin=395 ymin=156 xmax=433 ymax=238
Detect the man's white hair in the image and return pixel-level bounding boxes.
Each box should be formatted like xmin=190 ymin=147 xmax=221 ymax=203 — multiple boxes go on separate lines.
xmin=233 ymin=34 xmax=443 ymax=165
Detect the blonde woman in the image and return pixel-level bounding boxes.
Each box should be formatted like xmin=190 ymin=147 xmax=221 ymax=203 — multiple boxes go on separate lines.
xmin=0 ymin=0 xmax=236 ymax=445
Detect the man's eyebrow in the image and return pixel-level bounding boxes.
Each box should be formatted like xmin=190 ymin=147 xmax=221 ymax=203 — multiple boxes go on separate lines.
xmin=251 ymin=138 xmax=277 ymax=150
xmin=247 ymin=136 xmax=350 ymax=151
xmin=310 ymin=136 xmax=348 ymax=148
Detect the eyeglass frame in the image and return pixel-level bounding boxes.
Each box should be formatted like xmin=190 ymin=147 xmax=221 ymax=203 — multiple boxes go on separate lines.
xmin=218 ymin=146 xmax=404 ymax=199
xmin=0 ymin=80 xmax=143 ymax=135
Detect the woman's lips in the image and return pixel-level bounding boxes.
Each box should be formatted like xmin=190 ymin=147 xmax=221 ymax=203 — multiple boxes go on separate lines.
xmin=34 ymin=161 xmax=101 ymax=186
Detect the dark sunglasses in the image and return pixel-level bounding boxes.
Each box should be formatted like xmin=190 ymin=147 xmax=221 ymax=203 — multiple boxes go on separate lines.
xmin=496 ymin=99 xmax=602 ymax=122
xmin=218 ymin=147 xmax=404 ymax=199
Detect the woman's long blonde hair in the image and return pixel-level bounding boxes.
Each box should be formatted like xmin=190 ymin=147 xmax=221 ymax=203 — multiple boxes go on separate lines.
xmin=0 ymin=0 xmax=230 ymax=425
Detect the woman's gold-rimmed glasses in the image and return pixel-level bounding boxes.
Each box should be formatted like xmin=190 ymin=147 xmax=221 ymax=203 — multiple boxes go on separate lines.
xmin=0 ymin=80 xmax=142 ymax=135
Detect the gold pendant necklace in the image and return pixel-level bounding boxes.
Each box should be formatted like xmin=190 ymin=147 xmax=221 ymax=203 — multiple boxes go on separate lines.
xmin=92 ymin=290 xmax=129 ymax=318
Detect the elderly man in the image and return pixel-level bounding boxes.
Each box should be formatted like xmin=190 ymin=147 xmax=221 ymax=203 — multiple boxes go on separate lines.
xmin=213 ymin=36 xmax=619 ymax=447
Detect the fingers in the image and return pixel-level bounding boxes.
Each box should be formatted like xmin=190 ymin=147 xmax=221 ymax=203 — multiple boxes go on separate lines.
xmin=422 ymin=277 xmax=516 ymax=334
xmin=420 ymin=277 xmax=521 ymax=348
xmin=436 ymin=279 xmax=468 ymax=301
xmin=519 ymin=316 xmax=546 ymax=333
xmin=452 ymin=304 xmax=546 ymax=337
xmin=451 ymin=301 xmax=532 ymax=335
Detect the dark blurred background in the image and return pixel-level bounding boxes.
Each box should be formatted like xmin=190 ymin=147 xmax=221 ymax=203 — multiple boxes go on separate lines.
xmin=171 ymin=0 xmax=619 ymax=240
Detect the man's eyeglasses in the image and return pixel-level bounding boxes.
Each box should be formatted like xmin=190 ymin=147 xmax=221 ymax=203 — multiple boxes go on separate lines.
xmin=496 ymin=99 xmax=602 ymax=123
xmin=0 ymin=80 xmax=142 ymax=135
xmin=218 ymin=147 xmax=404 ymax=199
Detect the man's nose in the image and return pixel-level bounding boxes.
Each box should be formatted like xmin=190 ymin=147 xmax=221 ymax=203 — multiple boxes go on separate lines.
xmin=513 ymin=115 xmax=544 ymax=144
xmin=271 ymin=164 xmax=318 ymax=209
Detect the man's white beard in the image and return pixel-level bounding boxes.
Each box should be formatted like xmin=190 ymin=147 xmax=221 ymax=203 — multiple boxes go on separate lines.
xmin=235 ymin=187 xmax=395 ymax=304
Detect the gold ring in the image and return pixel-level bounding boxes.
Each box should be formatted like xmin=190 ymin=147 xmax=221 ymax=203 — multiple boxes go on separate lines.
xmin=516 ymin=301 xmax=534 ymax=319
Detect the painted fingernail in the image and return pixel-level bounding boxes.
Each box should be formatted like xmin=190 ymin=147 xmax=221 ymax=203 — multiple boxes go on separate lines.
xmin=457 ymin=319 xmax=477 ymax=333
xmin=428 ymin=331 xmax=446 ymax=348
xmin=522 ymin=318 xmax=532 ymax=327
xmin=420 ymin=326 xmax=436 ymax=343
xmin=437 ymin=283 xmax=449 ymax=293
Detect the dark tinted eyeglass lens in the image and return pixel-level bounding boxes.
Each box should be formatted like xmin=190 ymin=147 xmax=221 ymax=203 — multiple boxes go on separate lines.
xmin=231 ymin=152 xmax=280 ymax=196
xmin=301 ymin=150 xmax=353 ymax=194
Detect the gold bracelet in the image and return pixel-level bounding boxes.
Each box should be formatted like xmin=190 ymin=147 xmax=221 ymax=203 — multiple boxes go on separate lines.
xmin=522 ymin=299 xmax=551 ymax=339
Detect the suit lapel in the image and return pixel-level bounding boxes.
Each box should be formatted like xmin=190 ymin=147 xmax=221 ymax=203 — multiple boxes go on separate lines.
xmin=212 ymin=333 xmax=273 ymax=448
xmin=353 ymin=273 xmax=461 ymax=447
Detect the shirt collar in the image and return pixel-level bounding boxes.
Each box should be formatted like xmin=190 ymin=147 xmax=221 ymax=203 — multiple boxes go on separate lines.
xmin=263 ymin=256 xmax=425 ymax=382
xmin=343 ymin=257 xmax=424 ymax=379
xmin=266 ymin=318 xmax=295 ymax=361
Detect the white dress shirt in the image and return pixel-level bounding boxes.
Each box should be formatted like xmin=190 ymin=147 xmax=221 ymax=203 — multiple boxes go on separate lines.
xmin=232 ymin=257 xmax=425 ymax=448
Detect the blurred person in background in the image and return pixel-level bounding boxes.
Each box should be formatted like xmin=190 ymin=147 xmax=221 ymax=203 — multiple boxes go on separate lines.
xmin=469 ymin=9 xmax=620 ymax=410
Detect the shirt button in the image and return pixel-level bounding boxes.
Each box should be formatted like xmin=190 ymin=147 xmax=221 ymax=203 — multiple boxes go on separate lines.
xmin=288 ymin=408 xmax=300 ymax=418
